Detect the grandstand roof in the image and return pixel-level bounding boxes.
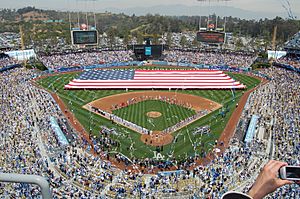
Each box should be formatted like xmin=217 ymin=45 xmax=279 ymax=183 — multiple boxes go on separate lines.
xmin=285 ymin=31 xmax=300 ymax=50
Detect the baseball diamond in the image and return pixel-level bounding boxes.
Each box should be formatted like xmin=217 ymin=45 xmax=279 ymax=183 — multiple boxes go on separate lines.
xmin=84 ymin=91 xmax=222 ymax=146
xmin=37 ymin=68 xmax=261 ymax=160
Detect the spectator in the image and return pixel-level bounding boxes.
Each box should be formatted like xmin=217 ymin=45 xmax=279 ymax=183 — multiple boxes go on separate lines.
xmin=222 ymin=160 xmax=294 ymax=199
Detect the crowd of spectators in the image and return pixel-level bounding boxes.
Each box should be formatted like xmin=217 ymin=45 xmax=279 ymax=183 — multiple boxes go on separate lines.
xmin=0 ymin=68 xmax=51 ymax=197
xmin=164 ymin=50 xmax=256 ymax=68
xmin=231 ymin=67 xmax=300 ymax=198
xmin=0 ymin=68 xmax=118 ymax=198
xmin=0 ymin=56 xmax=22 ymax=68
xmin=0 ymin=63 xmax=299 ymax=198
xmin=40 ymin=50 xmax=134 ymax=70
xmin=277 ymin=56 xmax=300 ymax=69
xmin=0 ymin=32 xmax=21 ymax=49
xmin=38 ymin=49 xmax=258 ymax=70
xmin=285 ymin=31 xmax=300 ymax=50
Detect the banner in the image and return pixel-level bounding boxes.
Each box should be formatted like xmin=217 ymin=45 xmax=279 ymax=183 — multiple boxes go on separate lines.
xmin=267 ymin=50 xmax=287 ymax=60
xmin=5 ymin=49 xmax=36 ymax=61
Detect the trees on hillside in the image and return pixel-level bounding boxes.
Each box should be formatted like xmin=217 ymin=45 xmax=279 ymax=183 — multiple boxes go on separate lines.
xmin=0 ymin=7 xmax=299 ymax=48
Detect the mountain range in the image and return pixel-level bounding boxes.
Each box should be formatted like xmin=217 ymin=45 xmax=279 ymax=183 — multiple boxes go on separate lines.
xmin=101 ymin=5 xmax=299 ymax=20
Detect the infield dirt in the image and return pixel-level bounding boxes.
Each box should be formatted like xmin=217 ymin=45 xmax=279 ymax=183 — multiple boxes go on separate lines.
xmin=86 ymin=91 xmax=221 ymax=146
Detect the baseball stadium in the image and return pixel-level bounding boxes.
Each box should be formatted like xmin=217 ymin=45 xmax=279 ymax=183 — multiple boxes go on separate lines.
xmin=1 ymin=1 xmax=300 ymax=199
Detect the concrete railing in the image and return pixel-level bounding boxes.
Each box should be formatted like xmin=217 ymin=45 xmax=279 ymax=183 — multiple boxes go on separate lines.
xmin=0 ymin=173 xmax=52 ymax=199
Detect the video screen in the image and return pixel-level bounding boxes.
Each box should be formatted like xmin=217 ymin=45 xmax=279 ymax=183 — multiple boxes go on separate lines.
xmin=197 ymin=31 xmax=225 ymax=44
xmin=72 ymin=30 xmax=98 ymax=45
xmin=286 ymin=167 xmax=300 ymax=179
xmin=145 ymin=47 xmax=152 ymax=56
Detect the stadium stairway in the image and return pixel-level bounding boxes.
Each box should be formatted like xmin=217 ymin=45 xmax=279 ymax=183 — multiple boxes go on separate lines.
xmin=100 ymin=170 xmax=123 ymax=197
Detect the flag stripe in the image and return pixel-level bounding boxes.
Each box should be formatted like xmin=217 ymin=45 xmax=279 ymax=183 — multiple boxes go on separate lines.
xmin=72 ymin=79 xmax=236 ymax=83
xmin=65 ymin=85 xmax=245 ymax=89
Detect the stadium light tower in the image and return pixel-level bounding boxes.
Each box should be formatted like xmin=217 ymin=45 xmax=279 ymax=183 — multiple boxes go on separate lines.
xmin=280 ymin=0 xmax=296 ymax=19
xmin=197 ymin=0 xmax=232 ymax=31
xmin=67 ymin=0 xmax=99 ymax=47
xmin=196 ymin=0 xmax=231 ymax=47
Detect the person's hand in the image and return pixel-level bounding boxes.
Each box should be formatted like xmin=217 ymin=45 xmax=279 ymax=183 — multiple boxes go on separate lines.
xmin=248 ymin=160 xmax=293 ymax=199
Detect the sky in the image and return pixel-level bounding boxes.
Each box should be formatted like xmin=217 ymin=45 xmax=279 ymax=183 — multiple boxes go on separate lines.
xmin=0 ymin=0 xmax=299 ymax=17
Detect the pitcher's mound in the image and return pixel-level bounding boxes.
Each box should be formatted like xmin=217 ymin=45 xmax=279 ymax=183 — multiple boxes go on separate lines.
xmin=147 ymin=111 xmax=162 ymax=118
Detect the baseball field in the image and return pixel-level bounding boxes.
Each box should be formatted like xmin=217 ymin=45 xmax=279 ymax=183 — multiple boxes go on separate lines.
xmin=37 ymin=67 xmax=261 ymax=161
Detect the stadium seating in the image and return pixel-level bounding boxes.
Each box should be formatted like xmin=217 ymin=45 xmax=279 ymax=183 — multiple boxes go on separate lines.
xmin=1 ymin=53 xmax=300 ymax=198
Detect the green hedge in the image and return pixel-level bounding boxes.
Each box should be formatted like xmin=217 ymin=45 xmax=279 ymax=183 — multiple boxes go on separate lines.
xmin=251 ymin=62 xmax=271 ymax=70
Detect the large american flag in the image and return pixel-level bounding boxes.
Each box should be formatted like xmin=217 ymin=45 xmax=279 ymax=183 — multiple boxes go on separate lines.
xmin=64 ymin=69 xmax=245 ymax=89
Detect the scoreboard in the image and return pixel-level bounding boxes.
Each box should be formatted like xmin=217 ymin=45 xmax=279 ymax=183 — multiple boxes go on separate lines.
xmin=71 ymin=30 xmax=98 ymax=45
xmin=128 ymin=45 xmax=167 ymax=61
xmin=145 ymin=47 xmax=152 ymax=56
xmin=197 ymin=31 xmax=225 ymax=44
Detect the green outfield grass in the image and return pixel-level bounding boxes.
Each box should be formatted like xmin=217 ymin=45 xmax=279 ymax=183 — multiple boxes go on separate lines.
xmin=113 ymin=100 xmax=196 ymax=131
xmin=37 ymin=69 xmax=261 ymax=160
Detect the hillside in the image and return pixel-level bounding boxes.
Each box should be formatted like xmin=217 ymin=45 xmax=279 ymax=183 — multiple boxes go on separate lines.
xmin=0 ymin=6 xmax=299 ymax=48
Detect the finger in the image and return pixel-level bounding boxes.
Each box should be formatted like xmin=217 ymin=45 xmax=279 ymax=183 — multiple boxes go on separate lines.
xmin=263 ymin=161 xmax=279 ymax=176
xmin=276 ymin=179 xmax=294 ymax=187
xmin=263 ymin=160 xmax=276 ymax=171
xmin=271 ymin=161 xmax=288 ymax=173
xmin=266 ymin=160 xmax=280 ymax=170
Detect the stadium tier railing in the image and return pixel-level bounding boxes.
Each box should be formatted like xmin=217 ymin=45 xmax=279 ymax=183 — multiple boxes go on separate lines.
xmin=273 ymin=62 xmax=300 ymax=74
xmin=0 ymin=173 xmax=52 ymax=199
xmin=0 ymin=64 xmax=22 ymax=73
